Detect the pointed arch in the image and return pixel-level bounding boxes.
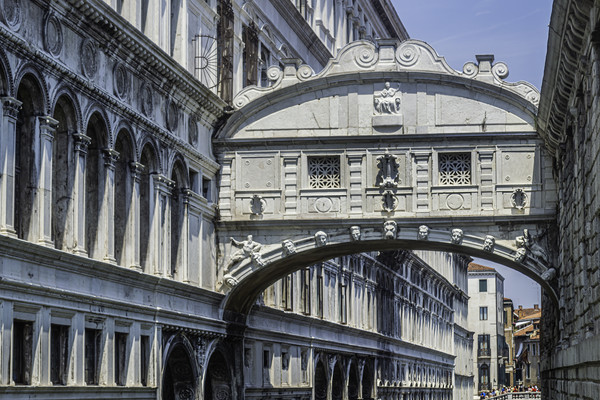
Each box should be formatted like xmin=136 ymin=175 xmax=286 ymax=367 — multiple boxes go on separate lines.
xmin=361 ymin=361 xmax=373 ymax=400
xmin=203 ymin=348 xmax=234 ymax=400
xmin=314 ymin=354 xmax=328 ymax=400
xmin=162 ymin=334 xmax=198 ymax=400
xmin=347 ymin=359 xmax=359 ymax=400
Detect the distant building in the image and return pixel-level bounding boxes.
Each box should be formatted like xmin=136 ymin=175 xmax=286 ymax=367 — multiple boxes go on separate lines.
xmin=468 ymin=263 xmax=507 ymax=394
xmin=503 ymin=298 xmax=517 ymax=387
xmin=514 ymin=305 xmax=542 ymax=387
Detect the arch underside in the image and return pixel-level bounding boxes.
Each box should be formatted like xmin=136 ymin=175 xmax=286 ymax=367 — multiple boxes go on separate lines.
xmin=220 ymin=220 xmax=557 ymax=315
xmin=214 ymin=40 xmax=557 ymax=316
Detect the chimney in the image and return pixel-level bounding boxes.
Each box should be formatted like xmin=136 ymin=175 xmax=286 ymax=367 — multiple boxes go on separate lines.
xmin=534 ymin=304 xmax=539 ymax=310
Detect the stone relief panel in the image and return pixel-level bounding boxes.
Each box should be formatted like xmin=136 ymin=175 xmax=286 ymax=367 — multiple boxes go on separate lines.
xmin=81 ymin=39 xmax=98 ymax=79
xmin=43 ymin=12 xmax=63 ymax=57
xmin=237 ymin=155 xmax=278 ymax=190
xmin=307 ymin=196 xmax=342 ymax=214
xmin=1 ymin=0 xmax=21 ymax=29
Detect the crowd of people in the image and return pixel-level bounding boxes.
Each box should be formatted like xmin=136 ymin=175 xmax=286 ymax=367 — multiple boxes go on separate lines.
xmin=479 ymin=385 xmax=540 ymax=399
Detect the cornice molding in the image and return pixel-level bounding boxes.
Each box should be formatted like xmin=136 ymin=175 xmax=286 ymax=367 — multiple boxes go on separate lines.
xmin=538 ymin=0 xmax=593 ymax=154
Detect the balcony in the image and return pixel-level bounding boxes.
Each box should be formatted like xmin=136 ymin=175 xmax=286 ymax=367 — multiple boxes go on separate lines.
xmin=478 ymin=348 xmax=491 ymax=357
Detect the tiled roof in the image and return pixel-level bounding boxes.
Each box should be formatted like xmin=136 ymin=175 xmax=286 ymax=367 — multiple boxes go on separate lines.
xmin=467 ymin=262 xmax=497 ymax=272
xmin=514 ymin=324 xmax=534 ymax=337
xmin=516 ymin=307 xmax=542 ymax=320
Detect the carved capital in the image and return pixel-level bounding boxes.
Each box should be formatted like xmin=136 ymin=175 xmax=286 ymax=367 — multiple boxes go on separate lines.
xmin=102 ymin=148 xmax=120 ymax=169
xmin=1 ymin=97 xmax=21 ymax=118
xmin=130 ymin=161 xmax=145 ymax=182
xmin=38 ymin=115 xmax=59 ymax=139
xmin=73 ymin=133 xmax=92 ymax=154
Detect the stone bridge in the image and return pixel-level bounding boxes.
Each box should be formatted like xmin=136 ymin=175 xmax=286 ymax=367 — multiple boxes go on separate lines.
xmin=213 ymin=40 xmax=558 ymax=316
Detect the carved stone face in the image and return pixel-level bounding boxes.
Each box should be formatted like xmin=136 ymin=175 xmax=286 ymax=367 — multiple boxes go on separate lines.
xmin=451 ymin=228 xmax=463 ymax=244
xmin=514 ymin=247 xmax=527 ymax=262
xmin=282 ymin=240 xmax=296 ymax=256
xmin=223 ymin=274 xmax=238 ymax=288
xmin=418 ymin=225 xmax=429 ymax=240
xmin=483 ymin=235 xmax=495 ymax=252
xmin=384 ymin=220 xmax=397 ymax=239
xmin=350 ymin=226 xmax=361 ymax=241
xmin=314 ymin=231 xmax=328 ymax=247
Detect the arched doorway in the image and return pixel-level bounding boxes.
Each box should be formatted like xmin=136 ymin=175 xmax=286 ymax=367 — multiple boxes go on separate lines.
xmin=204 ymin=350 xmax=233 ymax=400
xmin=314 ymin=358 xmax=327 ymax=400
xmin=348 ymin=361 xmax=359 ymax=400
xmin=331 ymin=361 xmax=343 ymax=400
xmin=162 ymin=339 xmax=196 ymax=400
xmin=362 ymin=362 xmax=373 ymax=400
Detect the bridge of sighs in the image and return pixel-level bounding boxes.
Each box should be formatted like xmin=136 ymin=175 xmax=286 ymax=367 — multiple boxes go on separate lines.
xmin=213 ymin=40 xmax=558 ymax=317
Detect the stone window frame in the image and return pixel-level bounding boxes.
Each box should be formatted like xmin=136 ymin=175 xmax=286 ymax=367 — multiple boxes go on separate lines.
xmin=11 ymin=304 xmax=41 ymax=386
xmin=50 ymin=310 xmax=75 ymax=386
xmin=114 ymin=321 xmax=132 ymax=386
xmin=431 ymin=150 xmax=476 ymax=187
xmin=302 ymin=151 xmax=346 ymax=190
xmin=84 ymin=316 xmax=107 ymax=386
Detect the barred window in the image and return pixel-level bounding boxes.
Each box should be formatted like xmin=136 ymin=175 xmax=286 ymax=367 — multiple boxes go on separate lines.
xmin=308 ymin=156 xmax=341 ymax=188
xmin=439 ymin=153 xmax=471 ymax=185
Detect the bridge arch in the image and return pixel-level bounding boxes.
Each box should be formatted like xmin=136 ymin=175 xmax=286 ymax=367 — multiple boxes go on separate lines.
xmin=214 ymin=39 xmax=557 ymax=317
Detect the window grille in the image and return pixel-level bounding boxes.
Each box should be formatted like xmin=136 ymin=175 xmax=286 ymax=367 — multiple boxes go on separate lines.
xmin=439 ymin=153 xmax=471 ymax=185
xmin=308 ymin=156 xmax=341 ymax=188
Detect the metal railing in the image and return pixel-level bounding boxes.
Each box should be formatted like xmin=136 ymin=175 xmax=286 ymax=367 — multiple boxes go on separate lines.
xmin=488 ymin=392 xmax=541 ymax=399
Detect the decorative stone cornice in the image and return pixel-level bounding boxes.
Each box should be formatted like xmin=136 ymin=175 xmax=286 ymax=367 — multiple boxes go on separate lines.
xmin=229 ymin=39 xmax=540 ymax=112
xmin=537 ymin=0 xmax=593 ymax=154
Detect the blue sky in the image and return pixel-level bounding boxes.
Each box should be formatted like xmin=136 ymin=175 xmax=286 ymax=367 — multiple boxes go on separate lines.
xmin=390 ymin=2 xmax=551 ymax=307
xmin=391 ymin=1 xmax=553 ymax=90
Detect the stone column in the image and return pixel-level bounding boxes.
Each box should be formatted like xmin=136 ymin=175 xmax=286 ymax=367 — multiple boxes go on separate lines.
xmin=101 ymin=149 xmax=119 ymax=264
xmin=0 ymin=97 xmax=21 ymax=237
xmin=72 ymin=133 xmax=91 ymax=256
xmin=129 ymin=162 xmax=144 ymax=270
xmin=37 ymin=116 xmax=58 ymax=247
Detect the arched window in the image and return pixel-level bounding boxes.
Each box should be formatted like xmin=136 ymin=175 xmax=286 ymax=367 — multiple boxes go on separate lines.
xmin=51 ymin=95 xmax=77 ymax=251
xmin=140 ymin=143 xmax=158 ymax=273
xmin=204 ymin=350 xmax=232 ymax=400
xmin=170 ymin=160 xmax=186 ymax=278
xmin=15 ymin=74 xmax=45 ymax=241
xmin=314 ymin=359 xmax=327 ymax=400
xmin=162 ymin=338 xmax=196 ymax=400
xmin=85 ymin=112 xmax=108 ymax=259
xmin=348 ymin=362 xmax=359 ymax=400
xmin=114 ymin=129 xmax=134 ymax=266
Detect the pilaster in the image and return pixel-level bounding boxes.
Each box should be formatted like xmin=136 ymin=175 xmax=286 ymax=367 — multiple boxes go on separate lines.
xmin=413 ymin=151 xmax=431 ymax=212
xmin=478 ymin=150 xmax=495 ymax=211
xmin=347 ymin=153 xmax=364 ymax=214
xmin=0 ymin=97 xmax=21 ymax=237
xmin=283 ymin=155 xmax=299 ymax=215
